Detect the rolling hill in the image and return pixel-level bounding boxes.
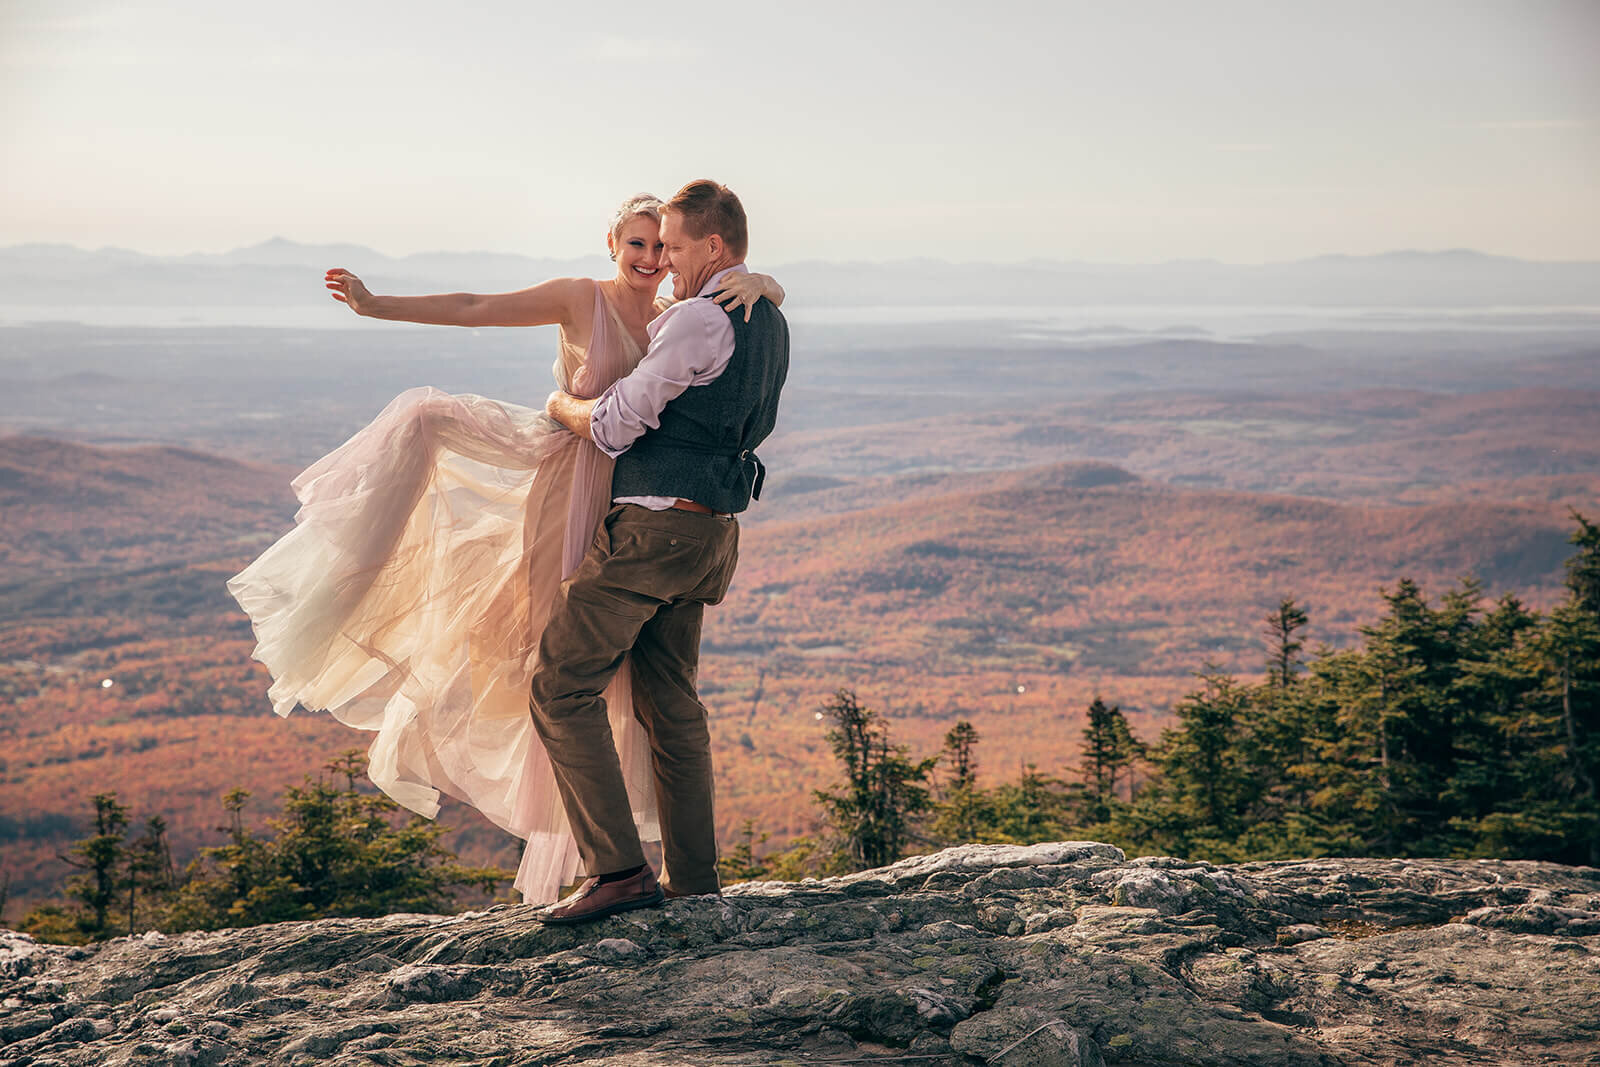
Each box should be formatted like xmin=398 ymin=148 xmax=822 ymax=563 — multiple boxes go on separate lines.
xmin=0 ymin=437 xmax=294 ymax=585
xmin=0 ymin=434 xmax=1588 ymax=918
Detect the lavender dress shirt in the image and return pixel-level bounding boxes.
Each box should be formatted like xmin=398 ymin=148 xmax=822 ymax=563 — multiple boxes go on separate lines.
xmin=590 ymin=264 xmax=747 ymax=509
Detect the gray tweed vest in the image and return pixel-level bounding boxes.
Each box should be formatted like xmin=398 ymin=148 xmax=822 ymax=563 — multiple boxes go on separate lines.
xmin=611 ymin=295 xmax=789 ymax=514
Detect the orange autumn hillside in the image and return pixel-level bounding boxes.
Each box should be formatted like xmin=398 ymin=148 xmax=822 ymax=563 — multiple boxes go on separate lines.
xmin=3 ymin=426 xmax=1590 ymax=916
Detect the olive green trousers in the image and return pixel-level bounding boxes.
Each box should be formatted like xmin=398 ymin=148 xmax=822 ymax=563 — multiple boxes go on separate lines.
xmin=528 ymin=504 xmax=739 ymax=896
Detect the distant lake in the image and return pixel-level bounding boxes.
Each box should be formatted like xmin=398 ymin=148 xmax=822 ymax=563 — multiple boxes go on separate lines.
xmin=2 ymin=303 xmax=1599 ymax=341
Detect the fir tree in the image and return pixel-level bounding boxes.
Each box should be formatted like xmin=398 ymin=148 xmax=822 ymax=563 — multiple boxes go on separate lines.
xmin=168 ymin=752 xmax=508 ymax=930
xmin=813 ymin=690 xmax=936 ymax=869
xmin=988 ymin=763 xmax=1073 ymax=844
xmin=942 ymin=721 xmax=980 ymax=793
xmin=1077 ymin=697 xmax=1144 ymax=824
xmin=21 ymin=794 xmax=135 ymax=943
xmin=718 ymin=819 xmax=772 ymax=883
xmin=1265 ymin=597 xmax=1310 ymax=689
xmin=1339 ymin=580 xmax=1476 ymax=855
xmin=930 ymin=720 xmax=993 ymax=845
xmin=124 ymin=815 xmax=175 ymax=933
xmin=63 ymin=794 xmax=130 ymax=940
xmin=1523 ymin=599 xmax=1600 ymax=863
xmin=1125 ymin=670 xmax=1256 ymax=860
xmin=1440 ymin=594 xmax=1542 ymax=850
xmin=1565 ymin=510 xmax=1600 ymax=618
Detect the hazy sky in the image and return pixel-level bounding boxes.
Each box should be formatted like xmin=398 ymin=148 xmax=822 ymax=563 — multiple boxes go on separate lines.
xmin=3 ymin=0 xmax=1597 ymax=263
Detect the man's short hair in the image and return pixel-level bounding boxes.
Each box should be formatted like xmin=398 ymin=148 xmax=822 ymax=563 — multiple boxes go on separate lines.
xmin=665 ymin=180 xmax=748 ymax=259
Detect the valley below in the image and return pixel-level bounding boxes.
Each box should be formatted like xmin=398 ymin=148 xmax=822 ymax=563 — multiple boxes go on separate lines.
xmin=1 ymin=306 xmax=1596 ymax=917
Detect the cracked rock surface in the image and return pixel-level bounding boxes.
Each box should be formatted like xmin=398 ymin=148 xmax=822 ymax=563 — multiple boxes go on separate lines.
xmin=2 ymin=842 xmax=1597 ymax=1065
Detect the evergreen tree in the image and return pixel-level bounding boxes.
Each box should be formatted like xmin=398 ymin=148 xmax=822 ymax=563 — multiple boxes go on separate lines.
xmin=1279 ymin=649 xmax=1373 ymax=856
xmin=1440 ymin=594 xmax=1541 ymax=848
xmin=1248 ymin=600 xmax=1332 ymax=818
xmin=21 ymin=794 xmax=136 ymax=943
xmin=718 ymin=819 xmax=772 ymax=883
xmin=168 ymin=753 xmax=508 ymax=930
xmin=761 ymin=836 xmax=832 ymax=882
xmin=942 ymin=721 xmax=980 ymax=792
xmin=1565 ymin=510 xmax=1600 ymax=617
xmin=1168 ymin=671 xmax=1253 ymax=831
xmin=124 ymin=815 xmax=175 ymax=933
xmin=1265 ymin=598 xmax=1310 ymax=689
xmin=1124 ymin=670 xmax=1256 ymax=860
xmin=813 ymin=690 xmax=936 ymax=869
xmin=63 ymin=794 xmax=130 ymax=940
xmin=930 ymin=721 xmax=993 ymax=845
xmin=1516 ymin=598 xmax=1600 ymax=864
xmin=1337 ymin=580 xmax=1477 ymax=855
xmin=988 ymin=763 xmax=1073 ymax=844
xmin=1237 ymin=690 xmax=1344 ymax=858
xmin=1077 ymin=697 xmax=1144 ymax=825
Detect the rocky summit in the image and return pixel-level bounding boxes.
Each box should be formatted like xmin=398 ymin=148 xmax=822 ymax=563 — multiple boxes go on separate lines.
xmin=2 ymin=842 xmax=1598 ymax=1066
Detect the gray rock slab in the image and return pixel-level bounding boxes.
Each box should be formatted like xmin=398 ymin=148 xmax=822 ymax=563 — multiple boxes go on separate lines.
xmin=1 ymin=845 xmax=1597 ymax=1065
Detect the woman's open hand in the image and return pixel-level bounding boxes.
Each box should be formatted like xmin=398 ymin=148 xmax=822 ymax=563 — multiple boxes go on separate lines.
xmin=325 ymin=268 xmax=374 ymax=315
xmin=711 ymin=271 xmax=784 ymax=322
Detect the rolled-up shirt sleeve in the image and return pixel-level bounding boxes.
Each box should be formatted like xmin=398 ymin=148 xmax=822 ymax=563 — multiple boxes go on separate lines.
xmin=589 ymin=296 xmax=737 ymax=458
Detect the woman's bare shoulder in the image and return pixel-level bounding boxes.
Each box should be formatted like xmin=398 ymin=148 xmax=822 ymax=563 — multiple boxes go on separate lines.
xmin=549 ymin=276 xmax=600 ymax=311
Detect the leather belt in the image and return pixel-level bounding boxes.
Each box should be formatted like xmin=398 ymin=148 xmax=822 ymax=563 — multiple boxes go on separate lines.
xmin=671 ymin=499 xmax=717 ymax=515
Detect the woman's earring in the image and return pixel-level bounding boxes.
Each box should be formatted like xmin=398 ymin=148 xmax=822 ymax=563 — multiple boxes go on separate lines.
xmin=609 ymin=249 xmax=617 ymax=261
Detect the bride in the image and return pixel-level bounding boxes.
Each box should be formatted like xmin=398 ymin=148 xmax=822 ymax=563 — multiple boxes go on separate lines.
xmin=226 ymin=194 xmax=783 ymax=903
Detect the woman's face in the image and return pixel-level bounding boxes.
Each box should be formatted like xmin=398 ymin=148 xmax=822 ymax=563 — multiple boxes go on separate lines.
xmin=610 ymin=215 xmax=665 ymax=293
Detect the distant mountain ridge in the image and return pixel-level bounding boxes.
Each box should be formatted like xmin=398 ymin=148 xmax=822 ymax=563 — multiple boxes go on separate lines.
xmin=3 ymin=240 xmax=1598 ymax=308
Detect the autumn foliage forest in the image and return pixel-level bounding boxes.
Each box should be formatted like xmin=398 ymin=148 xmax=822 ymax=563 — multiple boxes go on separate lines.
xmin=1 ymin=314 xmax=1597 ymax=926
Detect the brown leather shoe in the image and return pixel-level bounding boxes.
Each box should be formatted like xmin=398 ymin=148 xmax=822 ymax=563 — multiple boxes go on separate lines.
xmin=541 ymin=867 xmax=664 ymax=925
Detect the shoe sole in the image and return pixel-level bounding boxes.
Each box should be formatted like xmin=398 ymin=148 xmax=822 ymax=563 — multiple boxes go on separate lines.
xmin=540 ymin=888 xmax=665 ymax=926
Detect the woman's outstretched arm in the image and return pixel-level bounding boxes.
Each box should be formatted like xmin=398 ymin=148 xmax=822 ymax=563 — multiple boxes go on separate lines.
xmin=326 ymin=269 xmax=588 ymax=329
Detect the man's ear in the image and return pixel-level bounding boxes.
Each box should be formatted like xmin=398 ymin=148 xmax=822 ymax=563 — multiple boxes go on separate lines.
xmin=706 ymin=233 xmax=723 ymax=259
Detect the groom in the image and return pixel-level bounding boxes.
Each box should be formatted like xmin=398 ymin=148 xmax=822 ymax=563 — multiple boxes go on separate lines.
xmin=534 ymin=179 xmax=790 ymax=923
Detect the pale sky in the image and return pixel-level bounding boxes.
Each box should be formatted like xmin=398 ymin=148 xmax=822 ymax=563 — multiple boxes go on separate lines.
xmin=3 ymin=0 xmax=1597 ymax=263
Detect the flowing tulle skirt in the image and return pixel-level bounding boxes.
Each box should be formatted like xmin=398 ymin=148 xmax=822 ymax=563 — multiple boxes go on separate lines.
xmin=227 ymin=385 xmax=660 ymax=903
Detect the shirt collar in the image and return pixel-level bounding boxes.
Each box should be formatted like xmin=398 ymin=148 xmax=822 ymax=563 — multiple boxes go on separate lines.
xmin=697 ymin=263 xmax=748 ymax=298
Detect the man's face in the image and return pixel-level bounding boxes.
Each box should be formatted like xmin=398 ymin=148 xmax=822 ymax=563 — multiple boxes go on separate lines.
xmin=661 ymin=211 xmax=714 ymax=301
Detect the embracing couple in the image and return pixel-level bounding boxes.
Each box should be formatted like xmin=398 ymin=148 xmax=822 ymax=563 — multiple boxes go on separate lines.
xmin=228 ymin=180 xmax=790 ymax=924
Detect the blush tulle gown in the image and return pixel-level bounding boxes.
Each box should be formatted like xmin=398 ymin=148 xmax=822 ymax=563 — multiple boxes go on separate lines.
xmin=227 ymin=283 xmax=661 ymax=903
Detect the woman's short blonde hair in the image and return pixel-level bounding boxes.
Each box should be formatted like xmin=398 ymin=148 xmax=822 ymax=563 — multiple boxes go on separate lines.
xmin=610 ymin=193 xmax=665 ymax=241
